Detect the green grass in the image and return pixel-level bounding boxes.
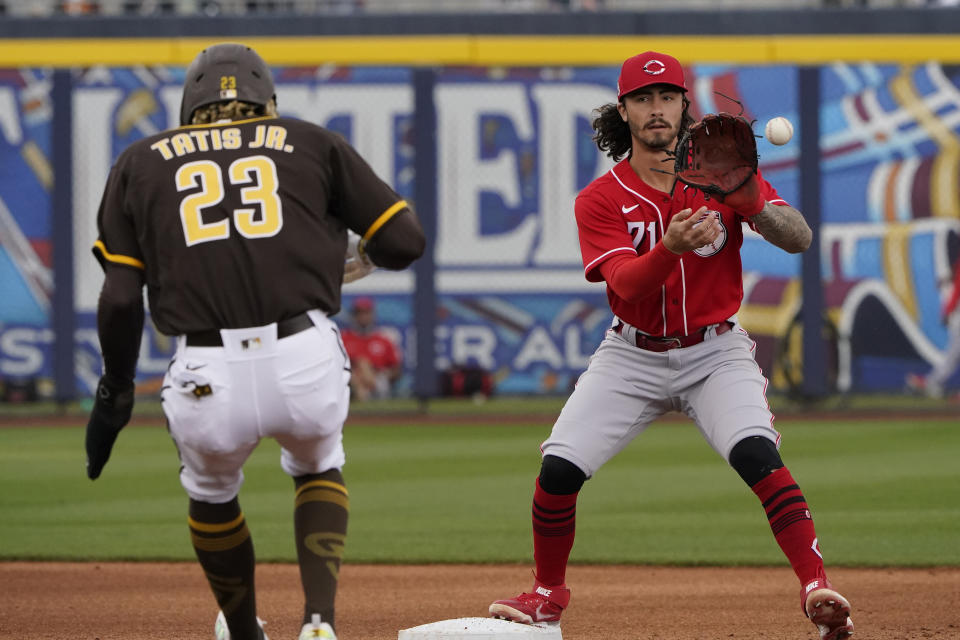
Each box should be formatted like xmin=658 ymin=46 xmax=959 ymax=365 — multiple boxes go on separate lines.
xmin=2 ymin=390 xmax=956 ymax=419
xmin=0 ymin=417 xmax=957 ymax=567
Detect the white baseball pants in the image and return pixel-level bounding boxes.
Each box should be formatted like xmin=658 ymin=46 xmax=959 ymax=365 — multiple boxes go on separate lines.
xmin=542 ymin=321 xmax=779 ymax=478
xmin=161 ymin=310 xmax=351 ymax=502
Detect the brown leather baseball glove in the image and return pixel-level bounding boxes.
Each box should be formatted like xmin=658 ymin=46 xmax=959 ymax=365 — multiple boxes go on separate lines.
xmin=675 ymin=113 xmax=765 ymax=216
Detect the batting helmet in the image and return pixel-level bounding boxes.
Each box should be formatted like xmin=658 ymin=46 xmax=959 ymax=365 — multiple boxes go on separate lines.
xmin=179 ymin=43 xmax=276 ymax=126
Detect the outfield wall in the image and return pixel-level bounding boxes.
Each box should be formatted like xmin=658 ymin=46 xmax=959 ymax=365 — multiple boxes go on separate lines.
xmin=1 ymin=9 xmax=959 ymax=399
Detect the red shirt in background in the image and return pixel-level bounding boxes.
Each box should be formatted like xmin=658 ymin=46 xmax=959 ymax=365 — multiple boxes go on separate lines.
xmin=341 ymin=329 xmax=401 ymax=371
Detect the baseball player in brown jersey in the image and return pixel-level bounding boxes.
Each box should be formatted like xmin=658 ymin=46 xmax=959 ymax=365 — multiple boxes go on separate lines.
xmin=85 ymin=43 xmax=425 ymax=640
xmin=490 ymin=51 xmax=854 ymax=640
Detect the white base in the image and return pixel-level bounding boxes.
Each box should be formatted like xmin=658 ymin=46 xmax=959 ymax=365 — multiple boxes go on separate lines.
xmin=398 ymin=617 xmax=562 ymax=640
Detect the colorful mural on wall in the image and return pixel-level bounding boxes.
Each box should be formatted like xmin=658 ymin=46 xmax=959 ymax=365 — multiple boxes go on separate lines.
xmin=0 ymin=62 xmax=957 ymax=397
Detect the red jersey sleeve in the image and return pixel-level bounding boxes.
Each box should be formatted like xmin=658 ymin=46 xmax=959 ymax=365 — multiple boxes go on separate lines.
xmin=742 ymin=169 xmax=790 ymax=231
xmin=575 ymin=189 xmax=638 ymax=282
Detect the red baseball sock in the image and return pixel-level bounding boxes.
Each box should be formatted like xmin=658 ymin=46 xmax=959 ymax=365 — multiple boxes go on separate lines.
xmin=531 ymin=477 xmax=578 ymax=587
xmin=751 ymin=467 xmax=825 ymax=586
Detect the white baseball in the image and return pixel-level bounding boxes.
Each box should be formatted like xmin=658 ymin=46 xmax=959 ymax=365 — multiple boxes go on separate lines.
xmin=765 ymin=116 xmax=794 ymax=145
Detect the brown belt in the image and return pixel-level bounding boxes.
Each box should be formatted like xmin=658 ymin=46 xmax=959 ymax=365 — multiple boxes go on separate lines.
xmin=614 ymin=320 xmax=732 ymax=352
xmin=185 ymin=312 xmax=315 ymax=347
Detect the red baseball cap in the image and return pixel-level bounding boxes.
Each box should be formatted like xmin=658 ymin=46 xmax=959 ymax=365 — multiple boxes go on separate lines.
xmin=352 ymin=296 xmax=374 ymax=311
xmin=617 ymin=51 xmax=687 ymax=99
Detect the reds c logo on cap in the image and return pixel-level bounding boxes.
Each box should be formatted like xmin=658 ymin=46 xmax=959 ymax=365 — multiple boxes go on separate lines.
xmin=642 ymin=59 xmax=667 ymax=76
xmin=617 ymin=51 xmax=687 ymax=99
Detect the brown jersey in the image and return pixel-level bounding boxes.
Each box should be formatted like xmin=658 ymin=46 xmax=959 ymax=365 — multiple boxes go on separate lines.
xmin=92 ymin=115 xmax=406 ymax=335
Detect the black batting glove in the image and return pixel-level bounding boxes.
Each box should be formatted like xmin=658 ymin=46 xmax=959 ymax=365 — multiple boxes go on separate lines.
xmin=85 ymin=375 xmax=135 ymax=480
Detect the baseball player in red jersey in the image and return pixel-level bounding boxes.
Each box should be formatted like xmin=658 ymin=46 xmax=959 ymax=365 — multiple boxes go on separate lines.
xmin=490 ymin=51 xmax=854 ymax=640
xmin=340 ymin=297 xmax=403 ymax=401
xmin=84 ymin=43 xmax=424 ymax=640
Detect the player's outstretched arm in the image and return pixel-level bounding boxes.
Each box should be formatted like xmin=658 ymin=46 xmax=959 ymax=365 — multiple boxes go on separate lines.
xmin=750 ymin=204 xmax=812 ymax=254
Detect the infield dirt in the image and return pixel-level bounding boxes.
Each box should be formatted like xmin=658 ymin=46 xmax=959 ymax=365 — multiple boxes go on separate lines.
xmin=1 ymin=562 xmax=956 ymax=639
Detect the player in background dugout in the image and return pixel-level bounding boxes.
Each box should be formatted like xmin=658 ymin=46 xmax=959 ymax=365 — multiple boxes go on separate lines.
xmin=489 ymin=51 xmax=854 ymax=640
xmin=906 ymin=254 xmax=960 ymax=399
xmin=84 ymin=42 xmax=425 ymax=640
xmin=340 ymin=296 xmax=403 ymax=401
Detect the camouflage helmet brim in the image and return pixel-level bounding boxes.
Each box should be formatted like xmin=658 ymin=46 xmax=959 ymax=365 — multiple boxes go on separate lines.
xmin=179 ymin=43 xmax=276 ymax=126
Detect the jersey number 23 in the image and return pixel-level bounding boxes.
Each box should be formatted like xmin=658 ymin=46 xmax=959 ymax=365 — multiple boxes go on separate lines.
xmin=176 ymin=155 xmax=283 ymax=247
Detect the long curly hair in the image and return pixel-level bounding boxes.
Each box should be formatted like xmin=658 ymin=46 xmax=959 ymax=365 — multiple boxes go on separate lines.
xmin=592 ymin=96 xmax=694 ymax=161
xmin=190 ymin=99 xmax=278 ymax=125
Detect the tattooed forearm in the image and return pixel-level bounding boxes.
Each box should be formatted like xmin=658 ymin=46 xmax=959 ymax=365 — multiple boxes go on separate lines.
xmin=751 ymin=204 xmax=812 ymax=253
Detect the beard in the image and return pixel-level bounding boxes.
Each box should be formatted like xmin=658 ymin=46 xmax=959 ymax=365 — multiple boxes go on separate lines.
xmin=629 ymin=118 xmax=679 ymax=151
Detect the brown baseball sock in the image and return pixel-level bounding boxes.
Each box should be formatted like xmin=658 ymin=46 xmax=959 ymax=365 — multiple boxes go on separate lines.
xmin=294 ymin=469 xmax=349 ymax=629
xmin=189 ymin=497 xmax=262 ymax=640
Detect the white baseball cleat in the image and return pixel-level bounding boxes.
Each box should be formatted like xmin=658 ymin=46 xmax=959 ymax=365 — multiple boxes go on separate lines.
xmin=298 ymin=613 xmax=337 ymax=639
xmin=214 ymin=610 xmax=269 ymax=640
